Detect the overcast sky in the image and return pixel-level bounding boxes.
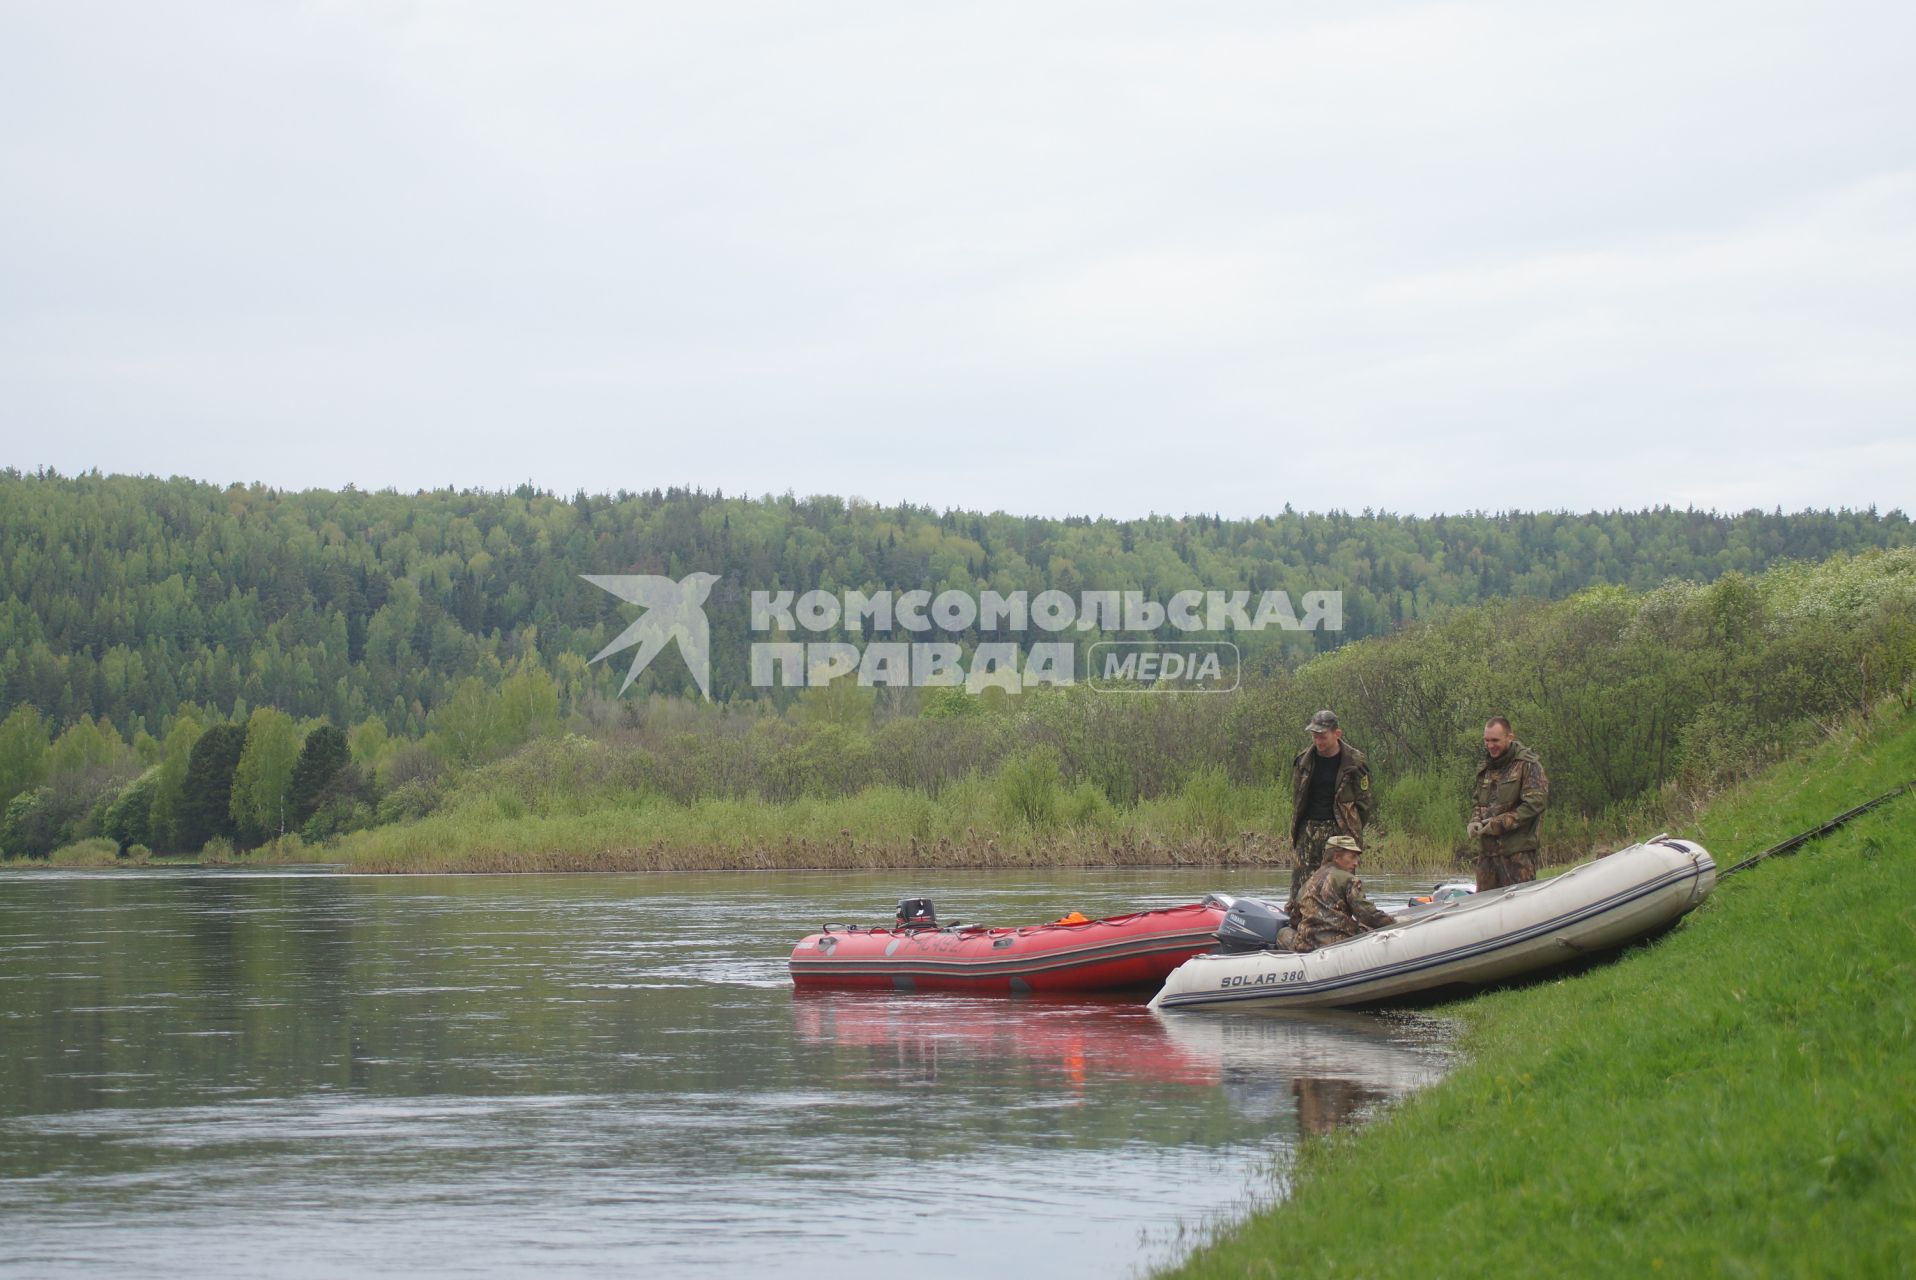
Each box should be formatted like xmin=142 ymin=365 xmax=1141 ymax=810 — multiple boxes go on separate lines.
xmin=2 ymin=1 xmax=1911 ymax=518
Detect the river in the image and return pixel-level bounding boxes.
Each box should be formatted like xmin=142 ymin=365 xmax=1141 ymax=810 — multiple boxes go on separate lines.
xmin=0 ymin=868 xmax=1453 ymax=1277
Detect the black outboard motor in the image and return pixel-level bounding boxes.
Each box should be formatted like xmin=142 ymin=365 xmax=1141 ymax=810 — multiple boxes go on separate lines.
xmin=895 ymin=897 xmax=937 ymax=931
xmin=1215 ymin=896 xmax=1288 ymax=953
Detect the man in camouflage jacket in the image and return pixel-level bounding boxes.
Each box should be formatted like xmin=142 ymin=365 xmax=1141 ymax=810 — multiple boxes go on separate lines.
xmin=1468 ymin=716 xmax=1549 ymax=891
xmin=1291 ymin=836 xmax=1396 ymax=952
xmin=1286 ymin=709 xmax=1375 ymax=915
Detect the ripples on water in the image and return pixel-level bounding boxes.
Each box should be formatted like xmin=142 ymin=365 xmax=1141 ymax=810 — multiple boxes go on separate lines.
xmin=0 ymin=868 xmax=1452 ymax=1277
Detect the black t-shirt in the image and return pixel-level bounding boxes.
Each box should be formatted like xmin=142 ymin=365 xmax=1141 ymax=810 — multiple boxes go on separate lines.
xmin=1305 ymin=749 xmax=1341 ymax=821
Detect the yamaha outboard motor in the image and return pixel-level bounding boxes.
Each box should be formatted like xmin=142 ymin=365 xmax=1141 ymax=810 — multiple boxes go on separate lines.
xmin=1215 ymin=896 xmax=1288 ymax=953
xmin=895 ymin=897 xmax=937 ymax=931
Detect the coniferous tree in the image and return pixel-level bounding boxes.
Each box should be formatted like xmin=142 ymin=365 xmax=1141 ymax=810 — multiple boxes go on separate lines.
xmin=288 ymin=724 xmax=349 ymax=827
xmin=178 ymin=723 xmax=246 ymax=851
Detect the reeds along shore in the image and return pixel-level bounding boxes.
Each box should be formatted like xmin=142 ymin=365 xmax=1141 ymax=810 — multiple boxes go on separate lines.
xmin=314 ymin=789 xmax=1693 ymax=881
xmin=287 ymin=772 xmax=1684 ymax=876
xmin=341 ymin=830 xmax=1293 ymax=876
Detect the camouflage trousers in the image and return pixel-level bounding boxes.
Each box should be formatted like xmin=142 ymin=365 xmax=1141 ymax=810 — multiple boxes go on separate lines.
xmin=1288 ymin=819 xmax=1341 ymax=913
xmin=1474 ymin=848 xmax=1538 ymax=892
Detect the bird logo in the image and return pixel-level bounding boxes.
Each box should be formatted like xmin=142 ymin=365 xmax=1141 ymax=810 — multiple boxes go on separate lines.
xmin=582 ymin=571 xmax=720 ymax=699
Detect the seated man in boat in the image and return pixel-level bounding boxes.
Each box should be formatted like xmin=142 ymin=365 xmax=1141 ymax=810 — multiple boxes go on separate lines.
xmin=1283 ymin=836 xmax=1397 ymax=952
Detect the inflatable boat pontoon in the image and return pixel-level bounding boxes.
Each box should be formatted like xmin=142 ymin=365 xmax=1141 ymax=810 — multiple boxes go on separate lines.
xmin=791 ymin=896 xmax=1228 ymax=994
xmin=1151 ymin=837 xmax=1716 ymax=1012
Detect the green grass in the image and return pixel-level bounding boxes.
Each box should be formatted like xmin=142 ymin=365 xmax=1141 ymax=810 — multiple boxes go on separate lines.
xmin=1162 ymin=700 xmax=1916 ymax=1278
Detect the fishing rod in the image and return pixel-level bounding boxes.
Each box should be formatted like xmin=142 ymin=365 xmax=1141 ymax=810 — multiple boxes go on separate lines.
xmin=1718 ymin=780 xmax=1915 ymax=880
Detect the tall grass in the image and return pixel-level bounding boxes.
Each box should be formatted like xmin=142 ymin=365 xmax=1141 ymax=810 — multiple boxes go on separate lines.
xmin=1160 ymin=697 xmax=1916 ymax=1278
xmin=330 ymin=778 xmax=1308 ymax=875
xmin=322 ymin=740 xmax=1684 ymax=876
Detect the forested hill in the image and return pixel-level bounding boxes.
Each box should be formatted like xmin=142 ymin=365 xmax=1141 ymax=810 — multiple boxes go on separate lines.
xmin=2 ymin=468 xmax=1910 ymax=736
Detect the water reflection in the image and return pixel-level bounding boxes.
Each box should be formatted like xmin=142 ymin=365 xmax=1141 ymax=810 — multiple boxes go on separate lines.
xmin=794 ymin=992 xmax=1221 ymax=1088
xmin=794 ymin=992 xmax=1449 ymax=1127
xmin=1293 ymin=1077 xmax=1387 ymax=1136
xmin=1155 ymin=1010 xmax=1449 ymax=1127
xmin=0 ymin=868 xmax=1453 ymax=1279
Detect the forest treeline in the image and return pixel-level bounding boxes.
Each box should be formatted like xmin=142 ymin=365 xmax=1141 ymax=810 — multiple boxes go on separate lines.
xmin=4 ymin=538 xmax=1911 ymax=868
xmin=3 ymin=468 xmax=1911 ymax=739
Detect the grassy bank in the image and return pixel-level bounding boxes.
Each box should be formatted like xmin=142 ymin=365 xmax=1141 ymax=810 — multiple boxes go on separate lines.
xmin=1162 ymin=701 xmax=1916 ymax=1278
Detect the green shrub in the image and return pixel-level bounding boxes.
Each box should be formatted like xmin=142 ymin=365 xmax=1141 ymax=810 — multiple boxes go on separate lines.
xmin=1676 ymin=703 xmax=1769 ymax=785
xmin=760 ymin=723 xmax=877 ymax=801
xmin=101 ymin=768 xmax=160 ymax=851
xmin=1062 ymin=781 xmax=1113 ymax=828
xmin=47 ymin=836 xmax=122 ymax=866
xmin=995 ymin=747 xmax=1062 ymax=830
xmin=376 ymin=778 xmax=441 ymax=824
xmin=1378 ymin=768 xmax=1466 ymax=848
xmin=1178 ymin=766 xmax=1235 ymax=841
xmin=257 ymin=832 xmax=306 ymax=860
xmin=301 ymin=797 xmax=374 ymax=843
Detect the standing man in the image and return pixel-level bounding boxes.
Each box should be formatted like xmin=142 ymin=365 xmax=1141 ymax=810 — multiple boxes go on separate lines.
xmin=1468 ymin=716 xmax=1549 ymax=891
xmin=1289 ymin=835 xmax=1397 ymax=952
xmin=1286 ymin=709 xmax=1374 ymax=916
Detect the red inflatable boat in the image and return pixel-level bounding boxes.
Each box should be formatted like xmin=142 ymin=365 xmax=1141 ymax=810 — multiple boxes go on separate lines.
xmin=788 ymin=895 xmax=1229 ymax=994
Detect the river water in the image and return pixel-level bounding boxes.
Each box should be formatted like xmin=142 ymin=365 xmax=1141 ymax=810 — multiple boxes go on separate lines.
xmin=0 ymin=868 xmax=1453 ymax=1278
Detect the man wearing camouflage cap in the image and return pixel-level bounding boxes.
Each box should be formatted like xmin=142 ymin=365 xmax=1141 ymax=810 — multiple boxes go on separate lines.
xmin=1289 ymin=835 xmax=1396 ymax=952
xmin=1285 ymin=709 xmax=1375 ymax=917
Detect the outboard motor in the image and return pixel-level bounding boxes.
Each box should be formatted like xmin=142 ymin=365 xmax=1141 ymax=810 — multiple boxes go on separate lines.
xmin=895 ymin=896 xmax=937 ymax=931
xmin=1215 ymin=896 xmax=1288 ymax=953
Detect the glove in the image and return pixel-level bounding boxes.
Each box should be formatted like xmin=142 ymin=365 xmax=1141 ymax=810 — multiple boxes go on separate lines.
xmin=1466 ymin=819 xmax=1486 ymax=839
